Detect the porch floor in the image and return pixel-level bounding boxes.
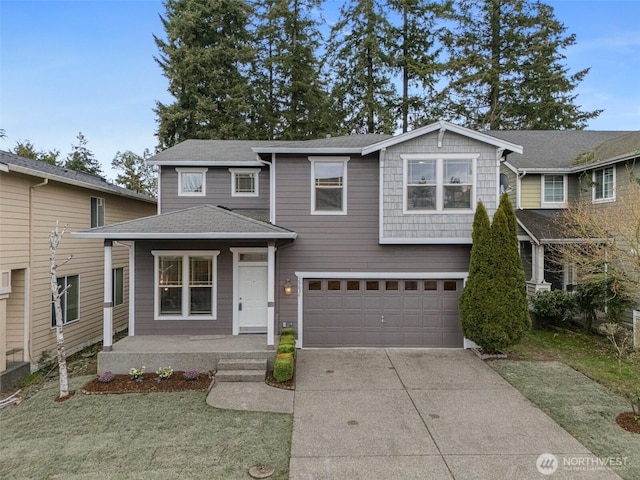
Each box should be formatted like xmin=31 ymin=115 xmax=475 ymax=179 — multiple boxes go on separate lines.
xmin=97 ymin=335 xmax=278 ymax=375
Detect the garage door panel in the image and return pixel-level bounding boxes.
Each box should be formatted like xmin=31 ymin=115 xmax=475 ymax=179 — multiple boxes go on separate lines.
xmin=422 ymin=296 xmax=442 ymax=311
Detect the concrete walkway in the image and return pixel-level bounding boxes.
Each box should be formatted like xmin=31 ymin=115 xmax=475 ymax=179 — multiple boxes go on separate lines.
xmin=289 ymin=349 xmax=622 ymax=480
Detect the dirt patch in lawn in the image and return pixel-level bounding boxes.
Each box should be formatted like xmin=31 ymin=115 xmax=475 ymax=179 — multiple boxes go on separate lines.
xmin=81 ymin=372 xmax=213 ymax=394
xmin=616 ymin=413 xmax=640 ymax=435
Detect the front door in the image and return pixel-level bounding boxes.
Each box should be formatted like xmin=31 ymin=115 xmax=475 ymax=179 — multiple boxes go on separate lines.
xmin=237 ymin=263 xmax=268 ymax=333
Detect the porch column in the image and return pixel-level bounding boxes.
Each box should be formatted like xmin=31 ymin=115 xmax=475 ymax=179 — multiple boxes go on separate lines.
xmin=128 ymin=241 xmax=135 ymax=336
xmin=0 ymin=271 xmax=11 ymax=371
xmin=533 ymin=244 xmax=546 ymax=284
xmin=267 ymin=241 xmax=276 ymax=348
xmin=103 ymin=240 xmax=113 ymax=351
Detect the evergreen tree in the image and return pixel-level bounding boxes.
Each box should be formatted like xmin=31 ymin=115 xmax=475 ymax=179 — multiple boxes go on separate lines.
xmin=111 ymin=149 xmax=157 ymax=197
xmin=154 ymin=0 xmax=255 ymax=148
xmin=64 ymin=132 xmax=103 ymax=176
xmin=251 ymin=0 xmax=335 ymax=140
xmin=12 ymin=140 xmax=60 ymax=165
xmin=434 ymin=0 xmax=600 ymax=130
xmin=327 ymin=0 xmax=399 ymax=134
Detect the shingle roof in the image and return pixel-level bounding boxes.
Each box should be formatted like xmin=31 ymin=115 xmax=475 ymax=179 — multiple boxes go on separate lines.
xmin=0 ymin=150 xmax=156 ymax=203
xmin=72 ymin=204 xmax=297 ymax=240
xmin=516 ymin=209 xmax=567 ymax=243
xmin=270 ymin=134 xmax=392 ymax=150
xmin=487 ymin=131 xmax=632 ymax=170
xmin=147 ymin=139 xmax=284 ymax=165
xmin=573 ymin=131 xmax=640 ymax=166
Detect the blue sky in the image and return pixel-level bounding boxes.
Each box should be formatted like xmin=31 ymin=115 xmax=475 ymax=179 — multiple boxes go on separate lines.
xmin=1 ymin=0 xmax=639 ymax=181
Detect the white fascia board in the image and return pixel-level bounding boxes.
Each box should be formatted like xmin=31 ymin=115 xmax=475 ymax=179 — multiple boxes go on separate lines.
xmin=148 ymin=160 xmax=264 ymax=167
xmin=516 ymin=219 xmax=540 ymax=246
xmin=251 ymin=147 xmax=364 ymax=154
xmin=71 ymin=232 xmax=298 ymax=240
xmin=501 ymin=161 xmax=519 ymax=175
xmin=295 ymin=271 xmax=469 ymax=279
xmin=0 ymin=163 xmax=9 ymax=172
xmin=378 ymin=237 xmax=473 ymax=245
xmin=569 ymin=152 xmax=640 ymax=173
xmin=362 ymin=120 xmax=523 ymax=155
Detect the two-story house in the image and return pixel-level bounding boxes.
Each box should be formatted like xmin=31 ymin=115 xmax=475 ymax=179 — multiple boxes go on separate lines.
xmin=0 ymin=151 xmax=156 ymax=391
xmin=75 ymin=121 xmax=523 ymax=372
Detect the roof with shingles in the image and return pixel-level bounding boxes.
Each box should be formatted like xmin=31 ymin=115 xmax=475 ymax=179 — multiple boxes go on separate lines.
xmin=72 ymin=204 xmax=296 ymax=240
xmin=516 ymin=209 xmax=567 ymax=243
xmin=0 ymin=150 xmax=156 ymax=203
xmin=487 ymin=130 xmax=632 ymax=170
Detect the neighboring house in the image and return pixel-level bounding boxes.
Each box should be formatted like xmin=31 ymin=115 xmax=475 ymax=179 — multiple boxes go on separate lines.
xmin=74 ymin=121 xmax=638 ymax=359
xmin=491 ymin=130 xmax=640 ymax=326
xmin=0 ymin=151 xmax=156 ymax=391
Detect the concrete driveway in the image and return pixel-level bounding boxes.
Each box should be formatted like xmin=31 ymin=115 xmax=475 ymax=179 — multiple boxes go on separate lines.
xmin=289 ymin=349 xmax=621 ymax=479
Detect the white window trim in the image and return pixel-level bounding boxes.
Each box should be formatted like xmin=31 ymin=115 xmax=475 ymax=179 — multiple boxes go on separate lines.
xmin=592 ymin=166 xmax=616 ymax=203
xmin=176 ymin=167 xmax=207 ymax=197
xmin=402 ymin=154 xmax=478 ymax=214
xmin=309 ymin=156 xmax=349 ymax=215
xmin=112 ymin=267 xmax=124 ymax=308
xmin=91 ymin=196 xmax=105 ymax=227
xmin=229 ymin=168 xmax=260 ymax=197
xmin=51 ymin=274 xmax=80 ymax=328
xmin=541 ymin=174 xmax=567 ymax=207
xmin=152 ymin=250 xmax=219 ymax=321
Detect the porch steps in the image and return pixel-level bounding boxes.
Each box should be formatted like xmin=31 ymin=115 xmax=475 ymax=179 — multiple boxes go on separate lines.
xmin=215 ymin=358 xmax=267 ymax=383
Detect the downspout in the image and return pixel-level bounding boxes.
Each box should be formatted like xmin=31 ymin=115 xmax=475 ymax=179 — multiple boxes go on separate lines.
xmin=27 ymin=178 xmax=49 ymax=366
xmin=517 ymin=170 xmax=527 ymax=210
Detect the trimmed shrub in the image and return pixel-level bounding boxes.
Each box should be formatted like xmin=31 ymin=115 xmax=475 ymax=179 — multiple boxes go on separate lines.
xmin=277 ymin=344 xmax=296 ymax=355
xmin=529 ymin=290 xmax=577 ymax=326
xmin=278 ymin=335 xmax=296 ymax=346
xmin=280 ymin=327 xmax=296 ymax=337
xmin=274 ymin=353 xmax=294 ymax=382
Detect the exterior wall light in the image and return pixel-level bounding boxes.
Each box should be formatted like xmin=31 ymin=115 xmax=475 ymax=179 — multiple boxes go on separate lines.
xmin=283 ymin=279 xmax=293 ymax=296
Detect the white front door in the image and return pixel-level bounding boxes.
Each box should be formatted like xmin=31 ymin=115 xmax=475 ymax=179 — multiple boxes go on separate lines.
xmin=237 ymin=264 xmax=268 ymax=332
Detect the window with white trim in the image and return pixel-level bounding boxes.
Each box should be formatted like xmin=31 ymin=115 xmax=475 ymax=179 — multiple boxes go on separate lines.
xmin=403 ymin=155 xmax=476 ymax=212
xmin=592 ymin=166 xmax=615 ymax=202
xmin=542 ymin=175 xmax=566 ymax=205
xmin=229 ymin=168 xmax=259 ymax=197
xmin=153 ymin=251 xmax=219 ymax=320
xmin=113 ymin=267 xmax=124 ymax=307
xmin=91 ymin=197 xmax=104 ymax=227
xmin=51 ymin=275 xmax=79 ymax=327
xmin=177 ymin=168 xmax=207 ymax=196
xmin=309 ymin=157 xmax=348 ymax=214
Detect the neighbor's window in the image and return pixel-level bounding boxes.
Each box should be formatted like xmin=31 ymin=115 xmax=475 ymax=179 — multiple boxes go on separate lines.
xmin=91 ymin=197 xmax=105 ymax=227
xmin=153 ymin=251 xmax=219 ymax=319
xmin=543 ymin=175 xmax=566 ymax=204
xmin=113 ymin=267 xmax=124 ymax=307
xmin=310 ymin=157 xmax=349 ymax=214
xmin=593 ymin=166 xmax=615 ymax=202
xmin=404 ymin=155 xmax=476 ymax=212
xmin=177 ymin=168 xmax=207 ymax=196
xmin=51 ymin=275 xmax=79 ymax=327
xmin=230 ymin=168 xmax=259 ymax=197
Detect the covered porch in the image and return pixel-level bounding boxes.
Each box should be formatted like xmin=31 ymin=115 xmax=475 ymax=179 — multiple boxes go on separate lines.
xmin=97 ymin=334 xmax=279 ymax=374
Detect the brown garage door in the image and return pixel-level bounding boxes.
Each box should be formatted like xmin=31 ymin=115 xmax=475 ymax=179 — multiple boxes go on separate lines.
xmin=302 ymin=278 xmax=463 ymax=347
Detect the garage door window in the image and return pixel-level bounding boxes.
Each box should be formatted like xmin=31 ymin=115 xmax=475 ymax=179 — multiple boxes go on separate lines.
xmin=328 ymin=280 xmax=341 ymax=290
xmin=308 ymin=280 xmax=321 ymax=291
xmin=385 ymin=280 xmax=399 ymax=291
xmin=404 ymin=280 xmax=418 ymax=291
xmin=424 ymin=280 xmax=438 ymax=291
xmin=444 ymin=281 xmax=458 ymax=291
xmin=347 ymin=281 xmax=360 ymax=291
xmin=366 ymin=281 xmax=379 ymax=290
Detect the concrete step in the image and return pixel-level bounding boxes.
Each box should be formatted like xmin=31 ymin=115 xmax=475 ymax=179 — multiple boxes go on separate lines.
xmin=215 ymin=370 xmax=266 ymax=383
xmin=217 ymin=358 xmax=267 ymax=371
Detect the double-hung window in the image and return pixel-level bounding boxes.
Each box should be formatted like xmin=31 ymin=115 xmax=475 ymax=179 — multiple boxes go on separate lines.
xmin=403 ymin=154 xmax=476 ymax=213
xmin=229 ymin=168 xmax=259 ymax=197
xmin=542 ymin=175 xmax=566 ymax=206
xmin=153 ymin=251 xmax=219 ymax=320
xmin=51 ymin=275 xmax=79 ymax=327
xmin=177 ymin=168 xmax=207 ymax=196
xmin=309 ymin=157 xmax=348 ymax=214
xmin=592 ymin=166 xmax=615 ymax=202
xmin=113 ymin=267 xmax=124 ymax=307
xmin=91 ymin=197 xmax=104 ymax=227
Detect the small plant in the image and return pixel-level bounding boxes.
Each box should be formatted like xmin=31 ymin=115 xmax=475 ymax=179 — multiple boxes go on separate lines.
xmin=598 ymin=322 xmax=633 ymax=369
xmin=183 ymin=370 xmax=200 ymax=381
xmin=273 ymin=353 xmax=294 ymax=382
xmin=529 ymin=290 xmax=577 ymax=327
xmin=156 ymin=366 xmax=174 ymax=379
xmin=279 ymin=336 xmax=296 ymax=346
xmin=129 ymin=365 xmax=145 ymax=382
xmin=97 ymin=371 xmax=115 ymax=383
xmin=628 ymin=391 xmax=640 ymax=421
xmin=277 ymin=344 xmax=295 ymax=355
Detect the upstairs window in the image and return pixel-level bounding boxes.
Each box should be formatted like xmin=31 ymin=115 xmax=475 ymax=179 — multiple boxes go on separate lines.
xmin=542 ymin=175 xmax=566 ymax=205
xmin=403 ymin=155 xmax=476 ymax=213
xmin=309 ymin=157 xmax=349 ymax=215
xmin=91 ymin=197 xmax=104 ymax=227
xmin=230 ymin=168 xmax=259 ymax=197
xmin=592 ymin=166 xmax=615 ymax=202
xmin=177 ymin=168 xmax=207 ymax=196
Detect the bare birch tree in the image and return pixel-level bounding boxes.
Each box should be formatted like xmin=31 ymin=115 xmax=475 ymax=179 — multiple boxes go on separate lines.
xmin=49 ymin=222 xmax=73 ymax=398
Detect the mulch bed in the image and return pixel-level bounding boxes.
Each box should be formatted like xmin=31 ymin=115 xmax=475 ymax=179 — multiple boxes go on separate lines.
xmin=265 ymin=372 xmax=295 ymax=390
xmin=81 ymin=372 xmax=213 ymax=394
xmin=616 ymin=412 xmax=640 ymax=434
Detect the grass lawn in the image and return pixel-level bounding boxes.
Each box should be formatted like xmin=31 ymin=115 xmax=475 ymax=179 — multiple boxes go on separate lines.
xmin=489 ymin=328 xmax=640 ymax=480
xmin=0 ymin=376 xmax=292 ymax=479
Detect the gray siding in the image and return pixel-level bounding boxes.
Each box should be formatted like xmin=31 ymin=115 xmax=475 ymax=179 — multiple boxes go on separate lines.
xmin=274 ymin=154 xmax=470 ymax=327
xmin=382 ymin=130 xmax=501 ymax=240
xmin=160 ymin=166 xmax=270 ymax=213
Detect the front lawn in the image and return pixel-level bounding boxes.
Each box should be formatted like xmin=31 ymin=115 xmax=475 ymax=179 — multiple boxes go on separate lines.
xmin=0 ymin=376 xmax=292 ymax=479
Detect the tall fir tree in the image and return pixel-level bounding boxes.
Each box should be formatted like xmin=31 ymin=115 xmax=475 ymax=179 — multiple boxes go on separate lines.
xmin=433 ymin=0 xmax=600 ymax=130
xmin=327 ymin=0 xmax=399 ymax=134
xmin=64 ymin=132 xmax=103 ymax=176
xmin=111 ymin=149 xmax=157 ymax=197
xmin=154 ymin=0 xmax=255 ymax=148
xmin=12 ymin=140 xmax=60 ymax=165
